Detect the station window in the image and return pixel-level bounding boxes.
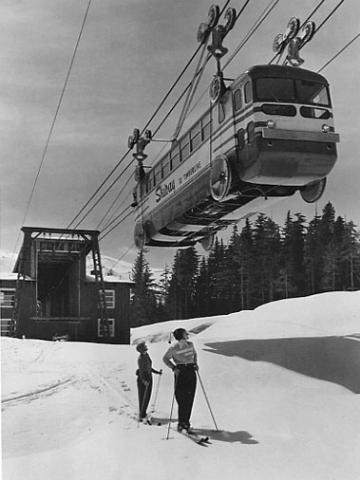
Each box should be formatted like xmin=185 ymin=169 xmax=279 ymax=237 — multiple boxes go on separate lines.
xmin=234 ymin=89 xmax=242 ymax=111
xmin=1 ymin=318 xmax=12 ymax=335
xmin=39 ymin=241 xmax=54 ymax=252
xmin=97 ymin=318 xmax=115 ymax=338
xmin=244 ymin=81 xmax=253 ymax=103
xmin=105 ymin=289 xmax=115 ymax=309
xmin=0 ymin=289 xmax=15 ymax=307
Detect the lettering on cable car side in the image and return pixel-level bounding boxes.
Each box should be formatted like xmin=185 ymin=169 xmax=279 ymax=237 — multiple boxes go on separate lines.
xmin=155 ymin=179 xmax=176 ymax=203
xmin=179 ymin=161 xmax=202 ymax=185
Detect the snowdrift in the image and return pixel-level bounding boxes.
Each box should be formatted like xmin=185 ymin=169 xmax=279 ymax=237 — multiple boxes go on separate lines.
xmin=2 ymin=290 xmax=360 ymax=480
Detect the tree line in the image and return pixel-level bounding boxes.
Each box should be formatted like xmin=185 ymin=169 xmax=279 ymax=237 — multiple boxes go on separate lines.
xmin=130 ymin=202 xmax=360 ymax=327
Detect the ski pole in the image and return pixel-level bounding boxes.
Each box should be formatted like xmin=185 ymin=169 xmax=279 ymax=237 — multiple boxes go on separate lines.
xmin=150 ymin=372 xmax=162 ymax=415
xmin=166 ymin=388 xmax=176 ymax=440
xmin=166 ymin=372 xmax=178 ymax=440
xmin=196 ymin=370 xmax=219 ymax=431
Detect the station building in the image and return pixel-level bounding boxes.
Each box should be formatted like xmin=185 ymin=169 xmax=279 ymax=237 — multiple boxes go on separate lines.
xmin=0 ymin=227 xmax=132 ymax=344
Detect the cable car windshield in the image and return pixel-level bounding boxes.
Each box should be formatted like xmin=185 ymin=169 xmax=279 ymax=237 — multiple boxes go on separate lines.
xmin=255 ymin=77 xmax=330 ymax=107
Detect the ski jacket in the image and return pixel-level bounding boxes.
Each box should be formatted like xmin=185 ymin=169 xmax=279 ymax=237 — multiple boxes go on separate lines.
xmin=163 ymin=341 xmax=198 ymax=370
xmin=137 ymin=352 xmax=159 ymax=383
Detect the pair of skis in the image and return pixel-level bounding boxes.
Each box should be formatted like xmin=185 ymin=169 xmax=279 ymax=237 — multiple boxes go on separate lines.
xmin=177 ymin=428 xmax=211 ymax=446
xmin=138 ymin=418 xmax=211 ymax=446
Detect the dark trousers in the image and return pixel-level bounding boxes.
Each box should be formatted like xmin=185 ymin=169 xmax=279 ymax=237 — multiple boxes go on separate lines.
xmin=175 ymin=365 xmax=197 ymax=427
xmin=137 ymin=377 xmax=152 ymax=418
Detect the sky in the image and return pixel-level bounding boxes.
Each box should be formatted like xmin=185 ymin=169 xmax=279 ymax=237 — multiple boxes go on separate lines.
xmin=2 ymin=289 xmax=360 ymax=479
xmin=1 ymin=0 xmax=360 ymax=274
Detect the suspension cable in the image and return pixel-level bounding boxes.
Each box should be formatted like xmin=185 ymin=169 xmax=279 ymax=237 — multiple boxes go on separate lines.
xmin=67 ymin=1 xmax=234 ymax=231
xmin=100 ymin=204 xmax=132 ymax=236
xmin=112 ymin=244 xmax=136 ymax=271
xmin=96 ymin=184 xmax=132 ymax=230
xmin=66 ymin=24 xmax=212 ymax=230
xmin=92 ymin=0 xmax=265 ymax=239
xmin=99 ymin=209 xmax=133 ymax=241
xmin=313 ymin=0 xmax=345 ymax=35
xmin=225 ymin=0 xmax=280 ymax=69
xmin=317 ymin=31 xmax=360 ymax=73
xmin=9 ymin=0 xmax=93 ymax=268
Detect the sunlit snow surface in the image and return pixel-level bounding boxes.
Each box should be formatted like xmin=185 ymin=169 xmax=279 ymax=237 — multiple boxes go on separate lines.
xmin=2 ymin=291 xmax=360 ymax=480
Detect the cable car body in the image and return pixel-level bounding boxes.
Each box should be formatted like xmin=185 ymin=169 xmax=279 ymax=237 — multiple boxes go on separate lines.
xmin=132 ymin=64 xmax=339 ymax=249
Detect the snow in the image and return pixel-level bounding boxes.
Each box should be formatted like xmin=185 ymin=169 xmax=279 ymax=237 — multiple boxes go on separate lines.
xmin=2 ymin=291 xmax=360 ymax=480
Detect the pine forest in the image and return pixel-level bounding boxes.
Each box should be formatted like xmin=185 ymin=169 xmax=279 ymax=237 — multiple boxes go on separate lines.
xmin=130 ymin=202 xmax=360 ymax=326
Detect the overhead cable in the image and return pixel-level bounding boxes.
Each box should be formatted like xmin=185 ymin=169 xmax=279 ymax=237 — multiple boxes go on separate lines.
xmin=10 ymin=0 xmax=93 ymax=267
xmin=68 ymin=1 xmax=233 ymax=230
xmin=317 ymin=31 xmax=360 ymax=73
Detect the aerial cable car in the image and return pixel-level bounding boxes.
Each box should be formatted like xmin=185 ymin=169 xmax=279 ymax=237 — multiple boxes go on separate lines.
xmin=129 ymin=7 xmax=339 ymax=251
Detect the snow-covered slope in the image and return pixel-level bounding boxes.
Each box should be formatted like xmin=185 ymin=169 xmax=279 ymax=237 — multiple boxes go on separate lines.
xmin=2 ymin=291 xmax=360 ymax=480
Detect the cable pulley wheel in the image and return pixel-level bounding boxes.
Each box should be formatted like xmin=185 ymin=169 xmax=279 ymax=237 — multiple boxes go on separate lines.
xmin=209 ymin=75 xmax=225 ymax=103
xmin=134 ymin=222 xmax=147 ymax=249
xmin=300 ymin=178 xmax=327 ymax=203
xmin=210 ymin=155 xmax=232 ymax=201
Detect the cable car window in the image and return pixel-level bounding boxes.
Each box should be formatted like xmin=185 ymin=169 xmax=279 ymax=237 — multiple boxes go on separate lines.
xmin=261 ymin=104 xmax=296 ymax=116
xmin=162 ymin=153 xmax=171 ymax=177
xmin=202 ymin=113 xmax=211 ymax=141
xmin=191 ymin=123 xmax=202 ymax=151
xmin=218 ymin=102 xmax=225 ymax=123
xmin=255 ymin=78 xmax=295 ymax=102
xmin=234 ymin=89 xmax=242 ymax=110
xmin=171 ymin=143 xmax=181 ymax=170
xmin=154 ymin=164 xmax=162 ymax=185
xmin=295 ymin=80 xmax=330 ymax=106
xmin=300 ymin=106 xmax=331 ymax=119
xmin=244 ymin=81 xmax=253 ymax=103
xmin=247 ymin=121 xmax=255 ymax=144
xmin=180 ymin=135 xmax=191 ymax=160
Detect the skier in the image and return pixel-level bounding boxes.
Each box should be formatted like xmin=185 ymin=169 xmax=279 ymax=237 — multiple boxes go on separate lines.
xmin=163 ymin=328 xmax=198 ymax=432
xmin=136 ymin=341 xmax=162 ymax=422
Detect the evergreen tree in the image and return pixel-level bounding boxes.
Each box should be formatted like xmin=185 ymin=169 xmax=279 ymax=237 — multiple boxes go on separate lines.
xmin=193 ymin=256 xmax=210 ymax=316
xmin=304 ymin=214 xmax=322 ymax=294
xmin=225 ymin=225 xmax=243 ymax=312
xmin=156 ymin=265 xmax=171 ymax=321
xmin=280 ymin=212 xmax=306 ymax=297
xmin=238 ymin=218 xmax=255 ymax=309
xmin=130 ymin=250 xmax=157 ymax=326
xmin=207 ymin=237 xmax=226 ymax=314
xmin=252 ymin=214 xmax=281 ymax=305
xmin=166 ymin=247 xmax=199 ymax=319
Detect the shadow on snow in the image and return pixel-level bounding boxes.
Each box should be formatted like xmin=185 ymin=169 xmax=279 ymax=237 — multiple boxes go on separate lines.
xmin=204 ymin=336 xmax=360 ymax=394
xmin=151 ymin=418 xmax=258 ymax=444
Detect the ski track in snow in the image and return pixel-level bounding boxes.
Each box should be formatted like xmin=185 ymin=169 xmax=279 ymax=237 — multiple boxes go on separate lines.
xmin=2 ymin=377 xmax=77 ymax=406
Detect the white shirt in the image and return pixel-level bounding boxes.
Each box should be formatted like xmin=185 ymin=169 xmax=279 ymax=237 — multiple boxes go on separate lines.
xmin=163 ymin=341 xmax=197 ymax=368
